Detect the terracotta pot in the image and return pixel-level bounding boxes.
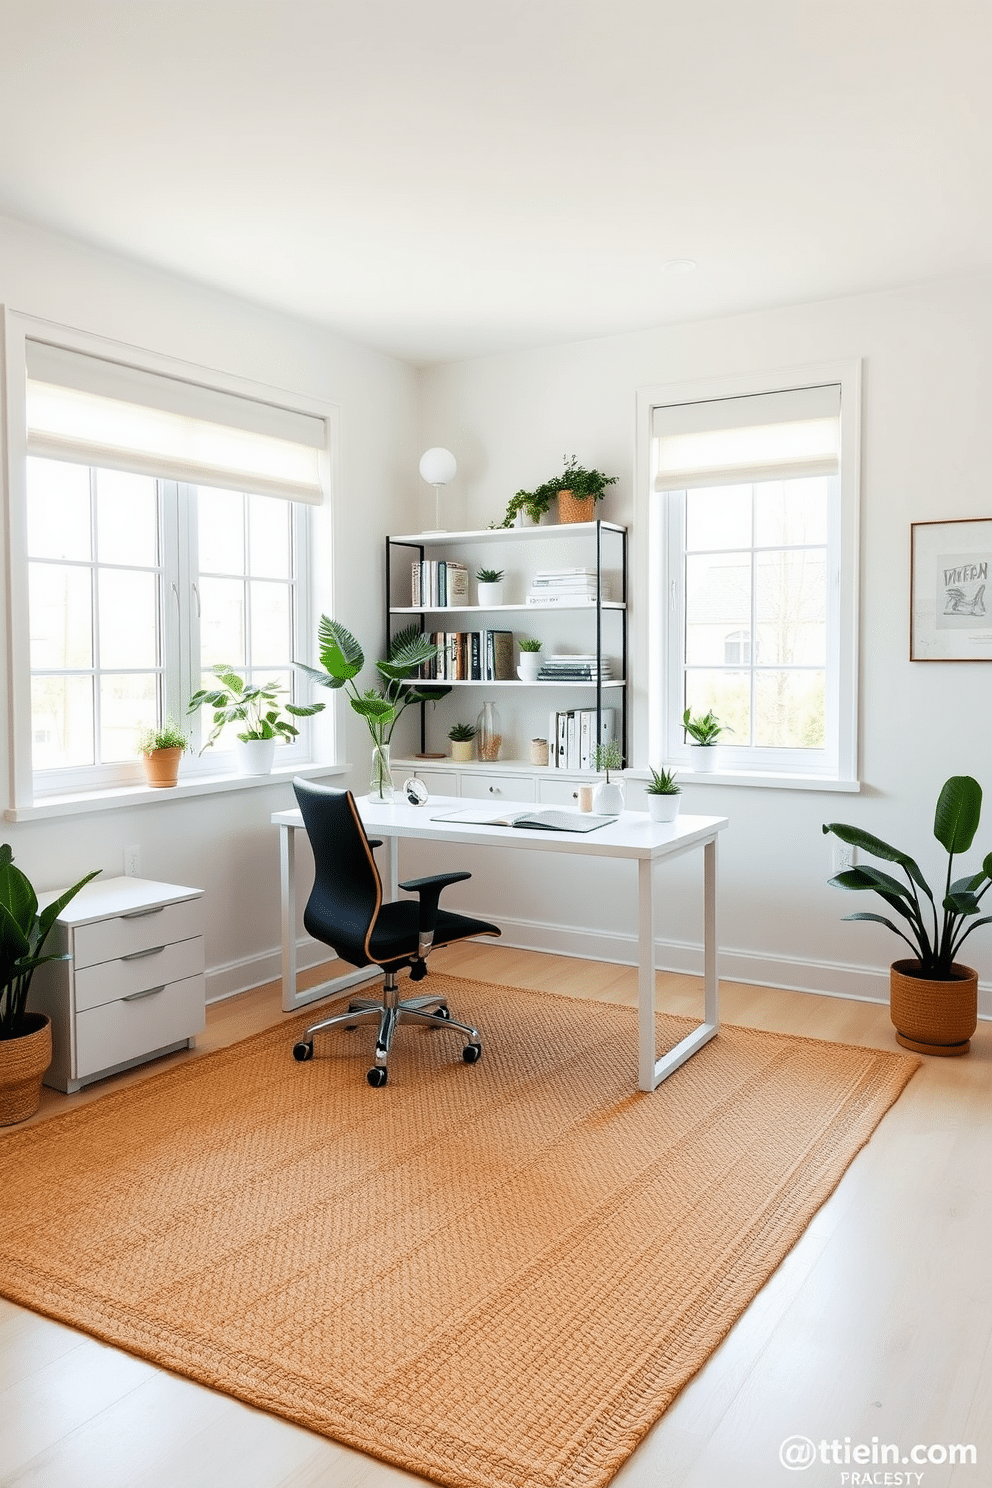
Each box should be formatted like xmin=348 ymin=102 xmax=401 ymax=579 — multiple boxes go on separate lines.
xmin=557 ymin=489 xmax=596 ymax=524
xmin=0 ymin=1013 xmax=52 ymax=1125
xmin=142 ymin=747 xmax=183 ymax=788
xmin=889 ymin=958 xmax=978 ymax=1056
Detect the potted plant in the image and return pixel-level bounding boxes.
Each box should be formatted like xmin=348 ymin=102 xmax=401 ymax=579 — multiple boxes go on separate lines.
xmin=823 ymin=774 xmax=991 ymax=1055
xmin=592 ymin=739 xmax=625 ymax=815
xmin=499 ymin=455 xmax=618 ymax=528
xmin=476 ymin=568 xmax=505 ymax=606
xmin=135 ymin=718 xmax=189 ymax=788
xmin=645 ymin=765 xmax=681 ymax=823
xmin=188 ymin=665 xmax=325 ymax=776
xmin=448 ymin=722 xmax=476 ymax=762
xmin=517 ymin=637 xmax=542 ymax=682
xmin=0 ymin=847 xmax=99 ymax=1124
xmin=683 ymin=707 xmax=726 ymax=771
xmin=297 ymin=619 xmax=450 ymax=799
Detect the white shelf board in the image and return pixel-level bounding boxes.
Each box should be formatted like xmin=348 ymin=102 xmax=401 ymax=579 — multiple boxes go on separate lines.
xmin=389 ymin=520 xmax=626 ymax=546
xmin=415 ymin=678 xmax=626 ymax=688
xmin=391 ymin=602 xmax=625 ymax=614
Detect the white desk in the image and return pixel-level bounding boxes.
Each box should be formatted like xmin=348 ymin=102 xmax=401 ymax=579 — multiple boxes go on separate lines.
xmin=272 ymin=795 xmax=728 ymax=1092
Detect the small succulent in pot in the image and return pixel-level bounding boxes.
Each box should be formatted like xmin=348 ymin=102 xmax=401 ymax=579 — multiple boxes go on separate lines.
xmin=476 ymin=568 xmax=504 ymax=584
xmin=448 ymin=722 xmax=477 ymax=742
xmin=646 ymin=765 xmax=680 ymax=795
xmin=518 ymin=637 xmax=542 ymax=653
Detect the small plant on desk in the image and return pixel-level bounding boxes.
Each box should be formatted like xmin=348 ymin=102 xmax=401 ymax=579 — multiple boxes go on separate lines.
xmin=646 ymin=766 xmax=680 ymax=795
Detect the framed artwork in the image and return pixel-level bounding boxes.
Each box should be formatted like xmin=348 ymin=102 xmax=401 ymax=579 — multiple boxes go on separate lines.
xmin=911 ymin=518 xmax=992 ymax=661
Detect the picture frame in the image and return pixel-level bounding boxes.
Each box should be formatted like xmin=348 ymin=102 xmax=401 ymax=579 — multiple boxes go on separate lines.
xmin=910 ymin=518 xmax=992 ymax=661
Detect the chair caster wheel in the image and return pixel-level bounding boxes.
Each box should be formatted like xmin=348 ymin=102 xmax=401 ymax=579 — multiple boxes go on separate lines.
xmin=293 ymin=1040 xmax=313 ymax=1062
xmin=367 ymin=1066 xmax=388 ymax=1087
xmin=463 ymin=1042 xmax=482 ymax=1064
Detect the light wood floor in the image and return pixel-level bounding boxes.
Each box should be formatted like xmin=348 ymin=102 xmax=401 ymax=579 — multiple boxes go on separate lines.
xmin=2 ymin=945 xmax=989 ymax=1488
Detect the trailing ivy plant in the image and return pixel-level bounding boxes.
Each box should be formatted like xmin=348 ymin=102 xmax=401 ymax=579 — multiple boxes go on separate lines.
xmin=498 ymin=455 xmax=618 ymax=528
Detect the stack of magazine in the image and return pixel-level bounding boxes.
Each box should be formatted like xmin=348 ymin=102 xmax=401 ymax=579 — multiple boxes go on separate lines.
xmin=526 ymin=568 xmax=607 ymax=606
xmin=537 ymin=654 xmax=615 ymax=681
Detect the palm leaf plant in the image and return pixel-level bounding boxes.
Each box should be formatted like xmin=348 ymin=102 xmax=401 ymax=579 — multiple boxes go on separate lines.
xmin=0 ymin=847 xmax=100 ymax=1040
xmin=823 ymin=774 xmax=992 ymax=979
xmin=297 ymin=618 xmax=450 ymax=750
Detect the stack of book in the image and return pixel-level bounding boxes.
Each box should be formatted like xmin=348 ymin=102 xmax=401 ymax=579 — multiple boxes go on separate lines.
xmin=421 ymin=630 xmax=514 ymax=681
xmin=526 ymin=568 xmax=607 ymax=606
xmin=411 ymin=560 xmax=469 ymax=607
xmin=547 ymin=707 xmax=617 ymax=770
xmin=537 ymin=654 xmax=615 ymax=682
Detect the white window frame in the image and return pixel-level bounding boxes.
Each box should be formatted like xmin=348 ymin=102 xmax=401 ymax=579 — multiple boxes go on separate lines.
xmin=2 ymin=309 xmax=341 ymax=816
xmin=634 ymin=360 xmax=861 ymax=790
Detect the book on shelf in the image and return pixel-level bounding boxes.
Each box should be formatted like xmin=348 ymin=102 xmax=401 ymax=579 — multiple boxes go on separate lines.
xmin=423 ymin=629 xmax=514 ymax=682
xmin=411 ymin=560 xmax=468 ymax=608
xmin=538 ymin=655 xmax=615 ymax=680
xmin=546 ymin=707 xmax=616 ymax=770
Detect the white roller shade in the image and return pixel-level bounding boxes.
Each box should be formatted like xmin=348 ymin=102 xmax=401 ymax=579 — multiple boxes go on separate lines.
xmin=653 ymin=384 xmax=841 ymax=490
xmin=25 ymin=341 xmax=326 ymax=504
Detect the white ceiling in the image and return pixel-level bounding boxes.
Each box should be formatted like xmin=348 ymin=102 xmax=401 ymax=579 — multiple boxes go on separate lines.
xmin=2 ymin=0 xmax=991 ymax=365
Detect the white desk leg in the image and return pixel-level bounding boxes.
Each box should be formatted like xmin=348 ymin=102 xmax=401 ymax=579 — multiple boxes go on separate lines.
xmin=637 ymin=856 xmax=657 ymax=1092
xmin=642 ymin=833 xmax=721 ymax=1091
xmin=279 ymin=823 xmax=297 ymax=1013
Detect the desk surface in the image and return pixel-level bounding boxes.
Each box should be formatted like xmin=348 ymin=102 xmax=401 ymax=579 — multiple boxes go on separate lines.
xmin=273 ymin=795 xmax=728 ymax=860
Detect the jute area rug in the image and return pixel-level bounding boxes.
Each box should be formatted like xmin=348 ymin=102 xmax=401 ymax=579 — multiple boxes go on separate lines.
xmin=0 ymin=976 xmax=917 ymax=1488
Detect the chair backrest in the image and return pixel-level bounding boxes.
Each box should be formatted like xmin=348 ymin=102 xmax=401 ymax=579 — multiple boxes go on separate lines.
xmin=292 ymin=780 xmax=381 ymax=968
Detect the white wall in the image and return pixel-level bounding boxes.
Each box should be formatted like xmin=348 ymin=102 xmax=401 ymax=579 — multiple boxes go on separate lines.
xmin=416 ymin=275 xmax=992 ymax=1010
xmin=0 ymin=215 xmax=419 ymax=997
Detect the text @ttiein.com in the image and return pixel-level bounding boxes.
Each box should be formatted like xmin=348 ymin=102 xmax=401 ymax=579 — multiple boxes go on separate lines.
xmin=779 ymin=1435 xmax=978 ymax=1479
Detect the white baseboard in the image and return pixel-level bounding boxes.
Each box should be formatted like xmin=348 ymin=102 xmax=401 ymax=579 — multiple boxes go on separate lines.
xmin=207 ymin=919 xmax=992 ymax=1021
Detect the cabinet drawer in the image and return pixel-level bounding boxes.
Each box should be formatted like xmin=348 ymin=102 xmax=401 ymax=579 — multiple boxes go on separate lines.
xmin=460 ymin=774 xmax=534 ymax=801
xmin=538 ymin=777 xmax=586 ymax=806
xmin=72 ymin=896 xmax=204 ymax=969
xmin=74 ymin=973 xmax=205 ymax=1080
xmin=74 ymin=935 xmax=204 ymax=1013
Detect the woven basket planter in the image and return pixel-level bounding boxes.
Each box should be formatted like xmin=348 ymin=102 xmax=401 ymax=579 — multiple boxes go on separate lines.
xmin=0 ymin=1013 xmax=52 ymax=1125
xmin=890 ymin=959 xmax=978 ymax=1056
xmin=557 ymin=489 xmax=596 ymax=524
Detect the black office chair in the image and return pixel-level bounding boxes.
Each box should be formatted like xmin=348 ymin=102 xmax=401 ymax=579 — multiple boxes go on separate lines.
xmin=290 ymin=779 xmax=501 ymax=1086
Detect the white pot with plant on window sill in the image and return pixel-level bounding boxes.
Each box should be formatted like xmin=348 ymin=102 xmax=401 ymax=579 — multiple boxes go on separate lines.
xmin=188 ymin=666 xmax=325 ymax=776
xmin=683 ymin=708 xmax=726 ymax=772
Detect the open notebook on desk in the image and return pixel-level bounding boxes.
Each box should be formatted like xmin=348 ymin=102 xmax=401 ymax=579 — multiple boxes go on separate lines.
xmin=430 ymin=807 xmax=614 ymax=832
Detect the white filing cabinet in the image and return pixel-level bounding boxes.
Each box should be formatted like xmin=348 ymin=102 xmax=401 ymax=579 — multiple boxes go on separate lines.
xmin=32 ymin=876 xmax=205 ymax=1093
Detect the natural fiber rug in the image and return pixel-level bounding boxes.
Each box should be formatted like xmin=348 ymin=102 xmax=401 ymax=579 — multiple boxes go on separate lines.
xmin=0 ymin=977 xmax=917 ymax=1488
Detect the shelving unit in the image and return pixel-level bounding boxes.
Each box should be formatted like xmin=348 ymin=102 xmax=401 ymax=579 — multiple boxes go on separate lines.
xmin=385 ymin=520 xmax=627 ymax=778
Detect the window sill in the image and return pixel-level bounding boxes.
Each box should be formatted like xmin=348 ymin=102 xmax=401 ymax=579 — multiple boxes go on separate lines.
xmin=648 ymin=769 xmax=861 ymax=793
xmin=4 ymin=761 xmax=349 ymax=822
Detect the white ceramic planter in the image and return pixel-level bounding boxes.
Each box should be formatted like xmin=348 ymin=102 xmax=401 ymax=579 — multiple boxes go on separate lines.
xmin=236 ymin=737 xmax=277 ymax=775
xmin=647 ymin=793 xmax=681 ymax=823
xmin=689 ymin=745 xmax=718 ymax=772
xmin=476 ymin=582 xmax=504 ymax=607
xmin=592 ymin=778 xmax=625 ymax=815
xmin=517 ymin=652 xmax=541 ymax=681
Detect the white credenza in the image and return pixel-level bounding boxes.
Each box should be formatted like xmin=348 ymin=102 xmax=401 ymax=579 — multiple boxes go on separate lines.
xmin=32 ymin=876 xmax=205 ymax=1093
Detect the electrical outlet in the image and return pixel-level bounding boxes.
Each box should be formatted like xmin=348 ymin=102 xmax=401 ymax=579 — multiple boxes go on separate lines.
xmin=123 ymin=844 xmax=141 ymax=878
xmin=832 ymin=842 xmax=857 ymax=875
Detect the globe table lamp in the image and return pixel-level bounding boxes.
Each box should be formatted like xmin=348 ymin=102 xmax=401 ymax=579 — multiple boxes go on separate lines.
xmin=419 ymin=447 xmax=457 ymax=531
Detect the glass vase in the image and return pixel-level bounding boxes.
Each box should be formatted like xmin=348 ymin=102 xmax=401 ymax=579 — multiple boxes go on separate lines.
xmin=476 ymin=701 xmax=502 ymax=762
xmin=370 ymin=742 xmax=394 ymax=802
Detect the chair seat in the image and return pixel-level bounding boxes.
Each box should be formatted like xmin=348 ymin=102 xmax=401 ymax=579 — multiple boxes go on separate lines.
xmin=369 ymin=899 xmax=500 ymax=963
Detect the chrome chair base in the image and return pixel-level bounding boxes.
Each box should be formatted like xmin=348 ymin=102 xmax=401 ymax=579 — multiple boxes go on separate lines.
xmin=292 ymin=970 xmax=482 ymax=1087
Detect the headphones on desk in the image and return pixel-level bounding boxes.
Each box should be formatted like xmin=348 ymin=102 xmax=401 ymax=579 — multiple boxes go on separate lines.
xmin=403 ymin=775 xmax=430 ymax=806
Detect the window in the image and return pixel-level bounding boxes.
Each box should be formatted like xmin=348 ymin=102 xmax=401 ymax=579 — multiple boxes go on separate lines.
xmin=4 ymin=316 xmax=331 ymax=806
xmin=638 ymin=365 xmax=860 ymax=784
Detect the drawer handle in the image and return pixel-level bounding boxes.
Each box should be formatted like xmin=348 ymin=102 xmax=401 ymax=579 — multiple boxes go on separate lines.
xmin=488 ymin=785 xmax=501 ymax=794
xmin=121 ymin=945 xmax=165 ymax=962
xmin=123 ymin=984 xmax=166 ymax=1002
xmin=120 ymin=905 xmax=165 ymax=920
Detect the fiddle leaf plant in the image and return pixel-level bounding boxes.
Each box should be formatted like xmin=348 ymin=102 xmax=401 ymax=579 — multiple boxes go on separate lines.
xmin=0 ymin=847 xmax=100 ymax=1039
xmin=823 ymin=774 xmax=992 ymax=979
xmin=297 ymin=618 xmax=450 ymax=747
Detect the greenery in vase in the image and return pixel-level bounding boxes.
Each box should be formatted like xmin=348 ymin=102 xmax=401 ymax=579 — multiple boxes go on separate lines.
xmin=448 ymin=722 xmax=477 ymax=742
xmin=498 ymin=454 xmax=618 ymax=528
xmin=476 ymin=568 xmax=504 ymax=584
xmin=297 ymin=619 xmax=450 ymax=750
xmin=0 ymin=846 xmax=100 ymax=1040
xmin=135 ymin=718 xmax=189 ymax=755
xmin=518 ymin=637 xmax=542 ymax=653
xmin=593 ymin=739 xmax=623 ymax=781
xmin=188 ymin=666 xmax=324 ymax=751
xmin=682 ymin=707 xmax=725 ymax=746
xmin=823 ymin=774 xmax=992 ymax=979
xmin=646 ymin=765 xmax=680 ymax=795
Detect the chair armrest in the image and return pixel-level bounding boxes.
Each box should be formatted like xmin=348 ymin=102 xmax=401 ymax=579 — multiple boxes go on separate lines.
xmin=398 ymin=870 xmax=471 ymax=935
xmin=367 ymin=839 xmax=383 ymax=850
